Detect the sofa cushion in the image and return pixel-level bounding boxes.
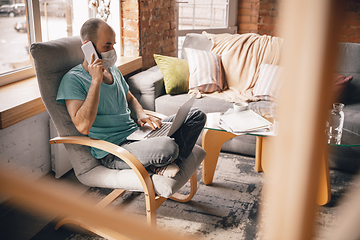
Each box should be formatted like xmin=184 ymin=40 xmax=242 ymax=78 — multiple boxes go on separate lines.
xmin=181 ymin=33 xmax=213 ymax=60
xmin=333 ymin=74 xmax=353 ymax=102
xmin=155 ymin=94 xmax=233 ymax=116
xmin=253 ymin=64 xmax=283 ymax=102
xmin=156 ymin=93 xmax=258 ymax=157
xmin=185 ymin=48 xmax=225 ymax=93
xmin=154 ymin=54 xmax=189 ymax=95
xmin=337 ymin=42 xmax=360 ymax=103
xmin=126 ymin=66 xmax=165 ymax=111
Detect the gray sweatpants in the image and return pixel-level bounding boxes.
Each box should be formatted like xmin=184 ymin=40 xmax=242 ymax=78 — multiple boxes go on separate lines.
xmin=100 ymin=108 xmax=206 ymax=170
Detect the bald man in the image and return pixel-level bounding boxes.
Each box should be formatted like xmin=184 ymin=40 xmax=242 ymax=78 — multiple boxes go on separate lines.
xmin=57 ymin=18 xmax=206 ymax=178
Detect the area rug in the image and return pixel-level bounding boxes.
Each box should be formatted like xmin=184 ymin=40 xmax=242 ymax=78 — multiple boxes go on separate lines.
xmin=31 ymin=152 xmax=358 ymax=240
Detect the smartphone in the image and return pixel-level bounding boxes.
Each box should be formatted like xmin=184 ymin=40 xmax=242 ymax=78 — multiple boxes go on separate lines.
xmin=81 ymin=41 xmax=101 ymax=64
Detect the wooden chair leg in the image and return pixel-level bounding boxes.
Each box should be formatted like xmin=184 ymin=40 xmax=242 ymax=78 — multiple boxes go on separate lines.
xmin=155 ymin=196 xmax=168 ymax=209
xmin=170 ymin=172 xmax=197 ymax=203
xmin=144 ymin=190 xmax=158 ymax=228
xmin=148 ymin=172 xmax=198 ymax=228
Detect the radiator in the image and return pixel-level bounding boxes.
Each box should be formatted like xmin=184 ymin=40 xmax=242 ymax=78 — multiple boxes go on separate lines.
xmin=50 ymin=118 xmax=72 ymax=178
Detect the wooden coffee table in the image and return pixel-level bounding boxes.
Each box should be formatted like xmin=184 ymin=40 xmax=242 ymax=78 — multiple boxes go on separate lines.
xmin=201 ymin=112 xmax=343 ymax=206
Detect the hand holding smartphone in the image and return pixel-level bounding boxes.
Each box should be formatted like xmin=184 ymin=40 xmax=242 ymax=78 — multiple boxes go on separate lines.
xmin=81 ymin=41 xmax=101 ymax=64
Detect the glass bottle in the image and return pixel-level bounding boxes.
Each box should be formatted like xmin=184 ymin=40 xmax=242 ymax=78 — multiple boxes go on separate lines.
xmin=326 ymin=103 xmax=345 ymax=144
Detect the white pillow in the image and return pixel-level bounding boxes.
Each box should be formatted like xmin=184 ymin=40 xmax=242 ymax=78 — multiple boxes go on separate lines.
xmin=253 ymin=64 xmax=283 ymax=101
xmin=185 ymin=48 xmax=225 ymax=93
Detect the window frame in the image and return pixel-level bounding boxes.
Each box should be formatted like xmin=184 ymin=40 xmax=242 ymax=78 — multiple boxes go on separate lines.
xmin=176 ymin=0 xmax=237 ymax=57
xmin=0 ymin=0 xmax=41 ymax=87
xmin=176 ymin=0 xmax=238 ymax=38
xmin=0 ymin=0 xmax=122 ymax=87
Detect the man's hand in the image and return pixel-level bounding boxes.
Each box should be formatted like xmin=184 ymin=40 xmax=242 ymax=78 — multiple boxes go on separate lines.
xmin=137 ymin=113 xmax=162 ymax=130
xmin=126 ymin=91 xmax=161 ymax=130
xmin=87 ymin=53 xmax=104 ymax=82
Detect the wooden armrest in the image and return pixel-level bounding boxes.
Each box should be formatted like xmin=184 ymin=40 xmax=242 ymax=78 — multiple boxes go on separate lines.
xmin=49 ymin=136 xmax=155 ymax=199
xmin=143 ymin=109 xmax=167 ymax=120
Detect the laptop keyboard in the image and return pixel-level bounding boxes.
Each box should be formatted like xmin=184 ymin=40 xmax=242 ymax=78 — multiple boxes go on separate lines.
xmin=145 ymin=122 xmax=172 ymax=139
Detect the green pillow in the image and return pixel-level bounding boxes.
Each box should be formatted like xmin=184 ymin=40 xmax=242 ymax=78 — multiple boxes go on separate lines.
xmin=154 ymin=54 xmax=189 ymax=95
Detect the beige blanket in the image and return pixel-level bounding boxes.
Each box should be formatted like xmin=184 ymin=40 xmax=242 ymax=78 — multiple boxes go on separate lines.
xmin=199 ymin=32 xmax=284 ymax=102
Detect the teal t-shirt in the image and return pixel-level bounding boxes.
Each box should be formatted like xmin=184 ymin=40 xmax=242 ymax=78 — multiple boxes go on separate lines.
xmin=57 ymin=64 xmax=138 ymax=159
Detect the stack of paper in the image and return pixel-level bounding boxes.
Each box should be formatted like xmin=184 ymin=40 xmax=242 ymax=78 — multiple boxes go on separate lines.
xmin=219 ymin=109 xmax=272 ymax=134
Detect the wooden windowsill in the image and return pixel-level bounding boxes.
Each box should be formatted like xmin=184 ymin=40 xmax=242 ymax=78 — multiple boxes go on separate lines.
xmin=0 ymin=56 xmax=142 ymax=129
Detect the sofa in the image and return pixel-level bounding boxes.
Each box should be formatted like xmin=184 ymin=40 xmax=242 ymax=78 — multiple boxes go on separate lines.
xmin=127 ymin=33 xmax=360 ymax=173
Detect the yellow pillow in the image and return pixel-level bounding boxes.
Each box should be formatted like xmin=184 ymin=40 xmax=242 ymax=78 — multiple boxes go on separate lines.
xmin=154 ymin=54 xmax=189 ymax=95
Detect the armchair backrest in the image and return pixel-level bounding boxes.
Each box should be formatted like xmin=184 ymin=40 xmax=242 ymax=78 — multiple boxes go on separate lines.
xmin=30 ymin=36 xmax=102 ymax=178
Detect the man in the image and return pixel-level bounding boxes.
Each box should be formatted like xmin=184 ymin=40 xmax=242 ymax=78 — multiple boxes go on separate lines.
xmin=57 ymin=18 xmax=206 ymax=178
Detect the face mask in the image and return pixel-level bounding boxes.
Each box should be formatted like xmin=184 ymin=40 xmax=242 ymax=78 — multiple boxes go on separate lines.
xmin=101 ymin=49 xmax=117 ymax=69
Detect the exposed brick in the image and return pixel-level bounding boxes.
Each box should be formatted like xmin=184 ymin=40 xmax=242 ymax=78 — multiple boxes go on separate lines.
xmin=338 ymin=35 xmax=349 ymax=42
xmin=354 ymin=27 xmax=360 ymax=35
xmin=262 ymin=16 xmax=273 ymax=24
xmin=122 ymin=11 xmax=138 ymax=20
xmin=240 ymin=0 xmax=259 ymax=3
xmin=123 ymin=19 xmax=139 ymax=30
xmin=342 ymin=19 xmax=360 ymax=27
xmin=141 ymin=10 xmax=150 ymax=20
xmin=123 ymin=29 xmax=139 ymax=39
xmin=163 ymin=0 xmax=171 ymax=8
xmin=251 ymin=16 xmax=259 ymax=23
xmin=140 ymin=19 xmax=150 ymax=29
xmin=238 ymin=2 xmax=252 ymax=9
xmin=170 ymin=21 xmax=176 ymax=29
xmin=349 ymin=36 xmax=360 ymax=43
xmin=163 ymin=44 xmax=176 ymax=54
xmin=345 ymin=11 xmax=359 ymax=21
xmin=124 ymin=37 xmax=140 ymax=46
xmin=258 ymin=24 xmax=275 ymax=31
xmin=340 ymin=27 xmax=355 ymax=35
xmin=122 ymin=1 xmax=138 ymax=11
xmin=239 ymin=23 xmax=258 ymax=31
xmin=238 ymin=15 xmax=251 ymax=23
xmin=139 ymin=0 xmax=177 ymax=69
xmin=259 ymin=11 xmax=270 ymax=17
xmin=239 ymin=8 xmax=257 ymax=16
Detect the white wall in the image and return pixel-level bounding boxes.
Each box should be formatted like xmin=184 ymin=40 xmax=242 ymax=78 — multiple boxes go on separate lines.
xmin=72 ymin=0 xmax=121 ymax=56
xmin=0 ymin=111 xmax=51 ymax=179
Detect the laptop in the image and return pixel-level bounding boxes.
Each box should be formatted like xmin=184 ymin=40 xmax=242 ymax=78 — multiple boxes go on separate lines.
xmin=127 ymin=95 xmax=196 ymax=141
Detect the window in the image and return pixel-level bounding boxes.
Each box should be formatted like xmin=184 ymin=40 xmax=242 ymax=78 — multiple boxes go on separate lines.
xmin=0 ymin=0 xmax=121 ymax=87
xmin=176 ymin=0 xmax=237 ymax=57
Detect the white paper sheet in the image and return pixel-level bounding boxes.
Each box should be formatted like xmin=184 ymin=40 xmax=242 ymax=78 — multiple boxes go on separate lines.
xmin=220 ymin=110 xmax=272 ymax=133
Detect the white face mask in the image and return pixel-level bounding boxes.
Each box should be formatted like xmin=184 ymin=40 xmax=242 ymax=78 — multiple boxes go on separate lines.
xmin=101 ymin=49 xmax=117 ymax=69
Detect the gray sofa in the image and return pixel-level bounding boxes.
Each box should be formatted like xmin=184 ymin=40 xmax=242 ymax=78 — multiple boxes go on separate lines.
xmin=127 ymin=33 xmax=360 ymax=173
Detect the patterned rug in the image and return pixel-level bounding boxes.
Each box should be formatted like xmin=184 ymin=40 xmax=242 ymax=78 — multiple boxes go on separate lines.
xmin=31 ymin=152 xmax=358 ymax=240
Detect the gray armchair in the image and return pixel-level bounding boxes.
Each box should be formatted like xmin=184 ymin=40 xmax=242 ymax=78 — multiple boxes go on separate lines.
xmin=30 ymin=36 xmax=206 ymax=237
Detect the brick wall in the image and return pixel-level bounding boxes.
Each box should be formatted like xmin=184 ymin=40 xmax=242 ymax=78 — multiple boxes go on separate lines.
xmin=339 ymin=1 xmax=360 ymax=43
xmin=125 ymin=0 xmax=360 ymax=71
xmin=237 ymin=0 xmax=260 ymax=34
xmin=237 ymin=0 xmax=360 ymax=43
xmin=258 ymin=0 xmax=279 ymax=36
xmin=139 ymin=0 xmax=177 ymax=69
xmin=237 ymin=0 xmax=278 ymax=36
xmin=121 ymin=0 xmax=140 ymax=57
